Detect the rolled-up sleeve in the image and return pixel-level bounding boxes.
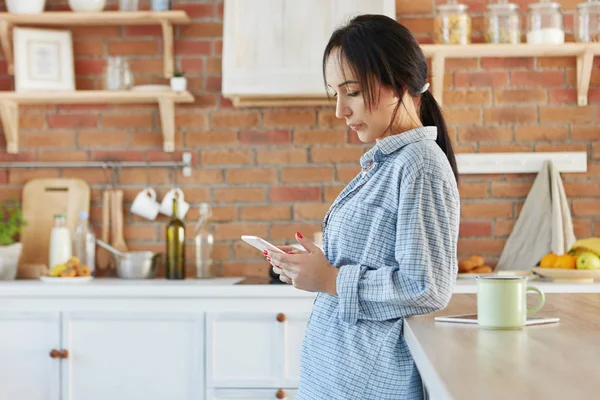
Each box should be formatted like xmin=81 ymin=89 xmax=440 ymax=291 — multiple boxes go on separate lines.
xmin=336 ymin=171 xmax=460 ymax=325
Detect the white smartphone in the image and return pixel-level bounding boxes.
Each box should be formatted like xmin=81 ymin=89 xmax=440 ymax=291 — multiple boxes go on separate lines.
xmin=434 ymin=314 xmax=560 ymax=326
xmin=241 ymin=235 xmax=285 ymax=254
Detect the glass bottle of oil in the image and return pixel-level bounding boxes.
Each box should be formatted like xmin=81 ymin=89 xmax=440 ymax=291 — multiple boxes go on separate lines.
xmin=166 ymin=197 xmax=186 ymax=279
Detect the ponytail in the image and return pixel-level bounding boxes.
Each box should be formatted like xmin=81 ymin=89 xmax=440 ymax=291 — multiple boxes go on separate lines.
xmin=420 ymin=90 xmax=459 ymax=183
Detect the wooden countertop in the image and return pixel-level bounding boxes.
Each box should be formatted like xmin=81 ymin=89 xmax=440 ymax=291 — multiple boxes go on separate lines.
xmin=404 ymin=294 xmax=600 ymax=400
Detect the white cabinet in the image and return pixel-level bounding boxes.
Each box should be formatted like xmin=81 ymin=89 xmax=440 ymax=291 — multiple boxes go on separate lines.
xmin=207 ymin=388 xmax=297 ymax=400
xmin=0 ymin=312 xmax=61 ymax=400
xmin=61 ymin=312 xmax=204 ymax=400
xmin=206 ymin=311 xmax=310 ymax=389
xmin=222 ymin=0 xmax=396 ymax=106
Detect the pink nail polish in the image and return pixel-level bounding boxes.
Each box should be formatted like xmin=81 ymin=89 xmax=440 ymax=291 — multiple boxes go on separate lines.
xmin=296 ymin=232 xmax=303 ymax=239
xmin=263 ymin=250 xmax=268 ymax=255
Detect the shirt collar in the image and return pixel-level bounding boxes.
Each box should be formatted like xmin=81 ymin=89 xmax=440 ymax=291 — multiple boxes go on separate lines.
xmin=360 ymin=126 xmax=438 ymax=169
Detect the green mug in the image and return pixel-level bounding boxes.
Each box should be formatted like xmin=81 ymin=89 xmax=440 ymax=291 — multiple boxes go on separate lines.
xmin=476 ymin=276 xmax=545 ymax=329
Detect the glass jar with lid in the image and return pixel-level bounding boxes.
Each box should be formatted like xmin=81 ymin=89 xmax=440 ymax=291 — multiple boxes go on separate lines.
xmin=434 ymin=0 xmax=471 ymax=45
xmin=575 ymin=0 xmax=600 ymax=42
xmin=485 ymin=0 xmax=521 ymax=44
xmin=526 ymin=0 xmax=565 ymax=44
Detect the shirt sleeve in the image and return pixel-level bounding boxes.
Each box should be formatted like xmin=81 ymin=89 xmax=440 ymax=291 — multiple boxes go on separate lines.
xmin=335 ymin=171 xmax=460 ymax=325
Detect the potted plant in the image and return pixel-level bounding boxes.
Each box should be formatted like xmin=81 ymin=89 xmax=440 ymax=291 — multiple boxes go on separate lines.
xmin=0 ymin=202 xmax=26 ymax=280
xmin=170 ymin=71 xmax=187 ymax=92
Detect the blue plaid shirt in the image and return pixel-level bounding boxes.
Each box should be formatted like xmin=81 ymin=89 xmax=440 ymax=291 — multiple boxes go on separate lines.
xmin=297 ymin=127 xmax=460 ymax=400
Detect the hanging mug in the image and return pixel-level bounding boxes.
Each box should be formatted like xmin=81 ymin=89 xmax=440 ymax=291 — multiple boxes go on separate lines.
xmin=130 ymin=188 xmax=160 ymax=220
xmin=159 ymin=188 xmax=189 ymax=219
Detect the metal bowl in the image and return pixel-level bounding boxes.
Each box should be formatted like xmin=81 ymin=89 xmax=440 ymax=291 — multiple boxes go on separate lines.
xmin=114 ymin=251 xmax=161 ymax=279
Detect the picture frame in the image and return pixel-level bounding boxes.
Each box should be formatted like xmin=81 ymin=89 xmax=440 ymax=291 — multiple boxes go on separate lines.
xmin=13 ymin=27 xmax=75 ymax=93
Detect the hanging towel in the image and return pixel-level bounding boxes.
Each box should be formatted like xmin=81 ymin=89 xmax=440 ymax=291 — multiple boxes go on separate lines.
xmin=495 ymin=160 xmax=576 ymax=271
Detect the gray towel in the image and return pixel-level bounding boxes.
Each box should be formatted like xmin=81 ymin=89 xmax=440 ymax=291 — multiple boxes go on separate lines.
xmin=496 ymin=160 xmax=576 ymax=271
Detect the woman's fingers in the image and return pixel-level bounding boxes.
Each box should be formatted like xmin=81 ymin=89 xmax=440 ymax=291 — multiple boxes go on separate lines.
xmin=278 ymin=246 xmax=305 ymax=254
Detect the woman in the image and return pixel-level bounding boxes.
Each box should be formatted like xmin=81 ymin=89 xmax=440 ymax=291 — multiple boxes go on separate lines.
xmin=265 ymin=14 xmax=460 ymax=400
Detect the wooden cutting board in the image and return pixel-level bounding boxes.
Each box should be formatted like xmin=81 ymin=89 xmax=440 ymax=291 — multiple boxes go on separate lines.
xmin=18 ymin=178 xmax=90 ymax=276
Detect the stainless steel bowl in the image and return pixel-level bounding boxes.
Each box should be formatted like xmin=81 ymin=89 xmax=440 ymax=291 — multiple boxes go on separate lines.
xmin=114 ymin=251 xmax=161 ymax=279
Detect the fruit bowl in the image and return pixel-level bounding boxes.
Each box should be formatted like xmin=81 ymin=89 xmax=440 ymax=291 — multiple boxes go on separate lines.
xmin=532 ymin=267 xmax=600 ymax=283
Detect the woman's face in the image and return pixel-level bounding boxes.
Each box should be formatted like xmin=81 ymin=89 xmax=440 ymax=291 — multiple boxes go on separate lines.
xmin=324 ymin=48 xmax=401 ymax=143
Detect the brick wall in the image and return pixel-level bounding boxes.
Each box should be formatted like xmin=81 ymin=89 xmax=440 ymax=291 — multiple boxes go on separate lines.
xmin=0 ymin=0 xmax=598 ymax=277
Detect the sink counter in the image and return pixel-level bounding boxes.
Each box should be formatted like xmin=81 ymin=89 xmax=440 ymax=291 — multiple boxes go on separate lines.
xmin=404 ymin=293 xmax=600 ymax=400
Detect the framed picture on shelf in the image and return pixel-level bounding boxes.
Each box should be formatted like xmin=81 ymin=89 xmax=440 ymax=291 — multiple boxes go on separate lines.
xmin=13 ymin=27 xmax=75 ymax=92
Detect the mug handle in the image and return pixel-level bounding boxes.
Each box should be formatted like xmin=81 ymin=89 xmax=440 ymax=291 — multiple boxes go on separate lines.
xmin=526 ymin=286 xmax=545 ymax=315
xmin=145 ymin=187 xmax=157 ymax=201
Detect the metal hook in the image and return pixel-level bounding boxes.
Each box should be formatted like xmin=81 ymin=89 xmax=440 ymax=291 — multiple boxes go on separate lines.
xmin=170 ymin=166 xmax=179 ymax=190
xmin=111 ymin=165 xmax=119 ymax=189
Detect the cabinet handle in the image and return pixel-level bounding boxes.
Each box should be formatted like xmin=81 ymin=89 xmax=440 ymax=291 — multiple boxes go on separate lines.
xmin=276 ymin=313 xmax=286 ymax=323
xmin=60 ymin=349 xmax=69 ymax=359
xmin=275 ymin=389 xmax=286 ymax=399
xmin=49 ymin=349 xmax=61 ymax=358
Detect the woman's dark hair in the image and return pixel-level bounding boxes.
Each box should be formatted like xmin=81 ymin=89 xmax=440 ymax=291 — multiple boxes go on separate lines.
xmin=322 ymin=14 xmax=458 ymax=182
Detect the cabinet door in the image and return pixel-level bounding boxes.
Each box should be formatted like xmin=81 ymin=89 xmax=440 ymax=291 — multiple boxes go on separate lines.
xmin=207 ymin=388 xmax=297 ymax=400
xmin=0 ymin=312 xmax=60 ymax=400
xmin=280 ymin=312 xmax=309 ymax=388
xmin=223 ymin=0 xmax=396 ymax=98
xmin=205 ymin=311 xmax=310 ymax=388
xmin=61 ymin=312 xmax=203 ymax=400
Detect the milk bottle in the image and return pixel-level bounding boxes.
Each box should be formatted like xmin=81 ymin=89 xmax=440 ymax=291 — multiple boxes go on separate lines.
xmin=49 ymin=214 xmax=72 ymax=268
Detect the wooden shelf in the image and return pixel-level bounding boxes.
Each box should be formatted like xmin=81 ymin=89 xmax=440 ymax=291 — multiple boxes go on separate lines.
xmin=0 ymin=11 xmax=191 ymax=78
xmin=421 ymin=43 xmax=600 ymax=107
xmin=0 ymin=90 xmax=194 ymax=153
xmin=230 ymin=95 xmax=332 ymax=108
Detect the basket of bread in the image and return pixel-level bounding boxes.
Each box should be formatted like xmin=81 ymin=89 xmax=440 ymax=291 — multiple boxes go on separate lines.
xmin=457 ymin=255 xmax=493 ymax=278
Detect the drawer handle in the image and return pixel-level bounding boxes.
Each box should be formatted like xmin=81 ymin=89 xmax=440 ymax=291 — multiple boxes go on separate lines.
xmin=60 ymin=349 xmax=69 ymax=359
xmin=276 ymin=313 xmax=286 ymax=323
xmin=275 ymin=389 xmax=286 ymax=399
xmin=49 ymin=349 xmax=61 ymax=359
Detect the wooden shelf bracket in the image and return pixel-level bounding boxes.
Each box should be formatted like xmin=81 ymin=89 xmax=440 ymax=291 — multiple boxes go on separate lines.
xmin=161 ymin=21 xmax=174 ymax=78
xmin=0 ymin=100 xmax=19 ymax=154
xmin=431 ymin=54 xmax=446 ymax=107
xmin=0 ymin=20 xmax=13 ymax=75
xmin=577 ymin=51 xmax=594 ymax=107
xmin=158 ymin=97 xmax=175 ymax=152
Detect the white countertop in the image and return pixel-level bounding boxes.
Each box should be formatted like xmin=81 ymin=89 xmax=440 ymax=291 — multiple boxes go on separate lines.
xmin=0 ymin=278 xmax=316 ymax=298
xmin=0 ymin=277 xmax=599 ymax=298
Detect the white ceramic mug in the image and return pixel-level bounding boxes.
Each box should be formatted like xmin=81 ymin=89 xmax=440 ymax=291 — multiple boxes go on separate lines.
xmin=130 ymin=188 xmax=160 ymax=220
xmin=159 ymin=188 xmax=189 ymax=219
xmin=476 ymin=276 xmax=545 ymax=330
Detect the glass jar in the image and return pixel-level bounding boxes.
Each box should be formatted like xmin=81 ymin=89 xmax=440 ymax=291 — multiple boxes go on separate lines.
xmin=485 ymin=0 xmax=521 ymax=44
xmin=194 ymin=203 xmax=214 ymax=279
xmin=434 ymin=0 xmax=471 ymax=45
xmin=526 ymin=0 xmax=564 ymax=44
xmin=575 ymin=0 xmax=600 ymax=42
xmin=103 ymin=56 xmax=134 ymax=91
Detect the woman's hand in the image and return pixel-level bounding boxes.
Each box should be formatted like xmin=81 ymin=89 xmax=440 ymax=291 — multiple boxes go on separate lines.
xmin=266 ymin=232 xmax=339 ymax=295
xmin=266 ymin=246 xmax=305 ymax=283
